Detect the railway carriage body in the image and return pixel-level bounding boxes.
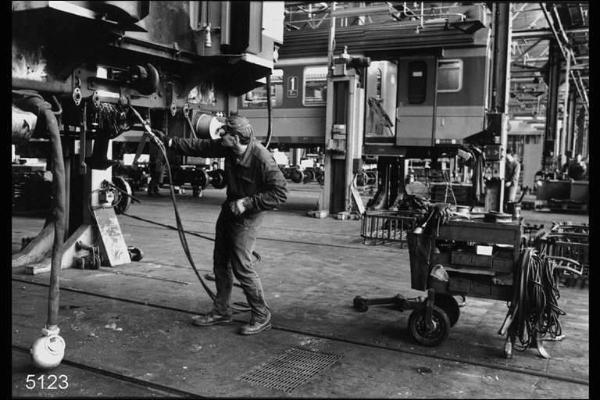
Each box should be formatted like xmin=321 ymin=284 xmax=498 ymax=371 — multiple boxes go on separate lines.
xmin=241 ymin=3 xmax=492 ymax=158
xmin=239 ymin=59 xmax=329 ymax=148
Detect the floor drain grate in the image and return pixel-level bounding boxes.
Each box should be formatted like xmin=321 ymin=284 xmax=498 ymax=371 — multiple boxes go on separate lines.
xmin=239 ymin=347 xmax=343 ymax=393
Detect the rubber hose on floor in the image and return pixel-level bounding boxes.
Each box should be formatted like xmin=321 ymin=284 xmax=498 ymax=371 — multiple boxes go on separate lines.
xmin=127 ymin=107 xmax=217 ymax=299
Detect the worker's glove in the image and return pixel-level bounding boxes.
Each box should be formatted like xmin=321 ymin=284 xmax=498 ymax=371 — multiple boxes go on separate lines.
xmin=229 ymin=197 xmax=251 ymax=216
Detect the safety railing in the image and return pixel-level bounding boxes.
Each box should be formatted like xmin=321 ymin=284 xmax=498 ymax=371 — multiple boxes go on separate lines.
xmin=537 ymin=222 xmax=589 ymax=288
xmin=361 ymin=211 xmax=419 ymax=247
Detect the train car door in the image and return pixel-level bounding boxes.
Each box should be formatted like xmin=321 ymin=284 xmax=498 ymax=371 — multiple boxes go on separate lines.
xmin=364 ymin=61 xmax=397 ymax=145
xmin=395 ymin=56 xmax=437 ymax=147
xmin=434 ymin=49 xmax=488 ymax=144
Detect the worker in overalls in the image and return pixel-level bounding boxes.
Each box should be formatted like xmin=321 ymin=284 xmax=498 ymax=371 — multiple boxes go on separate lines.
xmin=156 ymin=114 xmax=288 ymax=335
xmin=504 ymin=148 xmax=521 ymax=203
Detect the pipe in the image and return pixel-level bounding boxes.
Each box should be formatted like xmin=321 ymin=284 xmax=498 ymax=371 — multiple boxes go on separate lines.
xmin=12 ymin=221 xmax=54 ymax=267
xmin=13 ymin=90 xmax=66 ymax=329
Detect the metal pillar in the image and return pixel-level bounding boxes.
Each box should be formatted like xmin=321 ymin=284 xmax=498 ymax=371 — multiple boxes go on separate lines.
xmin=559 ymin=52 xmax=571 ymax=159
xmin=543 ymin=40 xmax=561 ymax=169
xmin=568 ymin=92 xmax=577 ymax=156
xmin=489 ymin=2 xmax=512 ymax=212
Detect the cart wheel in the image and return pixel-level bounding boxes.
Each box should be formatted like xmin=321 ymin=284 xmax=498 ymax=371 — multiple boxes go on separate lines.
xmin=353 ymin=296 xmax=369 ymax=312
xmin=434 ymin=294 xmax=460 ymax=327
xmin=408 ymin=305 xmax=450 ymax=347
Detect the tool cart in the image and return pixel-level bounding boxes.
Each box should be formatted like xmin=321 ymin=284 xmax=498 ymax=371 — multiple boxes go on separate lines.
xmin=354 ymin=217 xmax=521 ymax=345
xmin=354 ymin=214 xmax=582 ymax=357
xmin=354 ymin=213 xmax=581 ymax=358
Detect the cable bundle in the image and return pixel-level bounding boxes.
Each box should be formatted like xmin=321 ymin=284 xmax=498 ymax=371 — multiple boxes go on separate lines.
xmin=507 ymin=248 xmax=565 ymax=351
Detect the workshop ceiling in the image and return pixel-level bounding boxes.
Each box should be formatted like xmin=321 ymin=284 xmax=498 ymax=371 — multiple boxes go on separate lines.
xmin=283 ymin=2 xmax=589 ymax=118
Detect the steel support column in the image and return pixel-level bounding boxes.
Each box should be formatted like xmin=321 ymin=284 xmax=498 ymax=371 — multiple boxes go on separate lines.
xmin=543 ymin=40 xmax=560 ymax=169
xmin=559 ymin=52 xmax=571 ymax=159
xmin=567 ymin=92 xmax=577 ymax=156
xmin=490 ymin=2 xmax=512 ymax=211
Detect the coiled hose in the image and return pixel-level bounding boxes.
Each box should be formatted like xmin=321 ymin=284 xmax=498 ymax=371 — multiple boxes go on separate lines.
xmin=507 ymin=248 xmax=566 ymax=351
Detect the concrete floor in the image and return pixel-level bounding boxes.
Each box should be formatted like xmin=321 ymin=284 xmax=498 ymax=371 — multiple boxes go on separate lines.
xmin=11 ymin=183 xmax=589 ymax=398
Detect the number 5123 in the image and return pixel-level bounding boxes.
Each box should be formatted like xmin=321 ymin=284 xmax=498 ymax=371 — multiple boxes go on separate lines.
xmin=25 ymin=374 xmax=68 ymax=390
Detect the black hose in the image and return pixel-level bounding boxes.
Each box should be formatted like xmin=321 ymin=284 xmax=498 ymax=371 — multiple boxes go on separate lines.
xmin=127 ymin=107 xmax=221 ymax=304
xmin=45 ymin=108 xmax=66 ymax=328
xmin=146 ymin=133 xmax=217 ymax=300
xmin=142 ymin=132 xmax=217 ymax=300
xmin=506 ymin=248 xmax=566 ymax=351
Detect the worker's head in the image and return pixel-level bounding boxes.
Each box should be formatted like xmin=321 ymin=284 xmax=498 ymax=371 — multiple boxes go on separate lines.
xmin=218 ymin=114 xmax=253 ymax=148
xmin=575 ymin=153 xmax=583 ymax=162
xmin=506 ymin=147 xmax=516 ymax=161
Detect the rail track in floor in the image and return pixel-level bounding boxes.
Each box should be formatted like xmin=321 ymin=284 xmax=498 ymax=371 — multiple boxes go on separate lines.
xmin=12 ymin=278 xmax=589 ymax=388
xmin=121 ymin=213 xmax=401 ymax=252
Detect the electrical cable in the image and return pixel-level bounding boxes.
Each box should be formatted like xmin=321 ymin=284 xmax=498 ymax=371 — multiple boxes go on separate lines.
xmin=505 ymin=248 xmax=566 ymax=352
xmin=121 ymin=212 xmax=261 ymax=263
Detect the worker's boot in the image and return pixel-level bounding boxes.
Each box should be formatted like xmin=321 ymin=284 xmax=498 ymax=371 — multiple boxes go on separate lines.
xmin=239 ymin=312 xmax=272 ymax=335
xmin=191 ymin=311 xmax=233 ymax=326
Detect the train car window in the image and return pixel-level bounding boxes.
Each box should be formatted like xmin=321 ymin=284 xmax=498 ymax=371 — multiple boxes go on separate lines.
xmin=408 ymin=61 xmax=427 ymax=104
xmin=241 ymin=69 xmax=284 ymax=108
xmin=303 ymin=66 xmax=328 ymax=106
xmin=437 ymin=59 xmax=463 ymax=92
xmin=375 ymin=68 xmax=382 ymax=99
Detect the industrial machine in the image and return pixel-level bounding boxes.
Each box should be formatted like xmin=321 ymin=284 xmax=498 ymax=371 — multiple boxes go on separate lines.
xmin=12 ymin=0 xmax=284 ymax=369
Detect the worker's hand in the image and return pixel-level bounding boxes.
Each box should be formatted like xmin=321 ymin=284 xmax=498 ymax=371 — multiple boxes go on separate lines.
xmin=229 ymin=198 xmax=248 ymax=216
xmin=505 ymin=181 xmax=512 ymax=187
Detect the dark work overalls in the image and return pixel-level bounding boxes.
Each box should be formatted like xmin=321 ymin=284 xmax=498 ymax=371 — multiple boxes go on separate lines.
xmin=170 ymin=137 xmax=288 ymax=322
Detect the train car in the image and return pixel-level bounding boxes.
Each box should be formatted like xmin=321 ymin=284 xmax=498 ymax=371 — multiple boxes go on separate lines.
xmin=242 ymin=2 xmax=492 ymax=160
xmin=238 ymin=3 xmax=493 ymax=209
xmin=238 ymin=57 xmax=329 ymax=149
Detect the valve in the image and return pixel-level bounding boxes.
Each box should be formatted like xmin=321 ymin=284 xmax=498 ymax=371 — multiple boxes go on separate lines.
xmin=30 ymin=326 xmax=65 ymax=370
